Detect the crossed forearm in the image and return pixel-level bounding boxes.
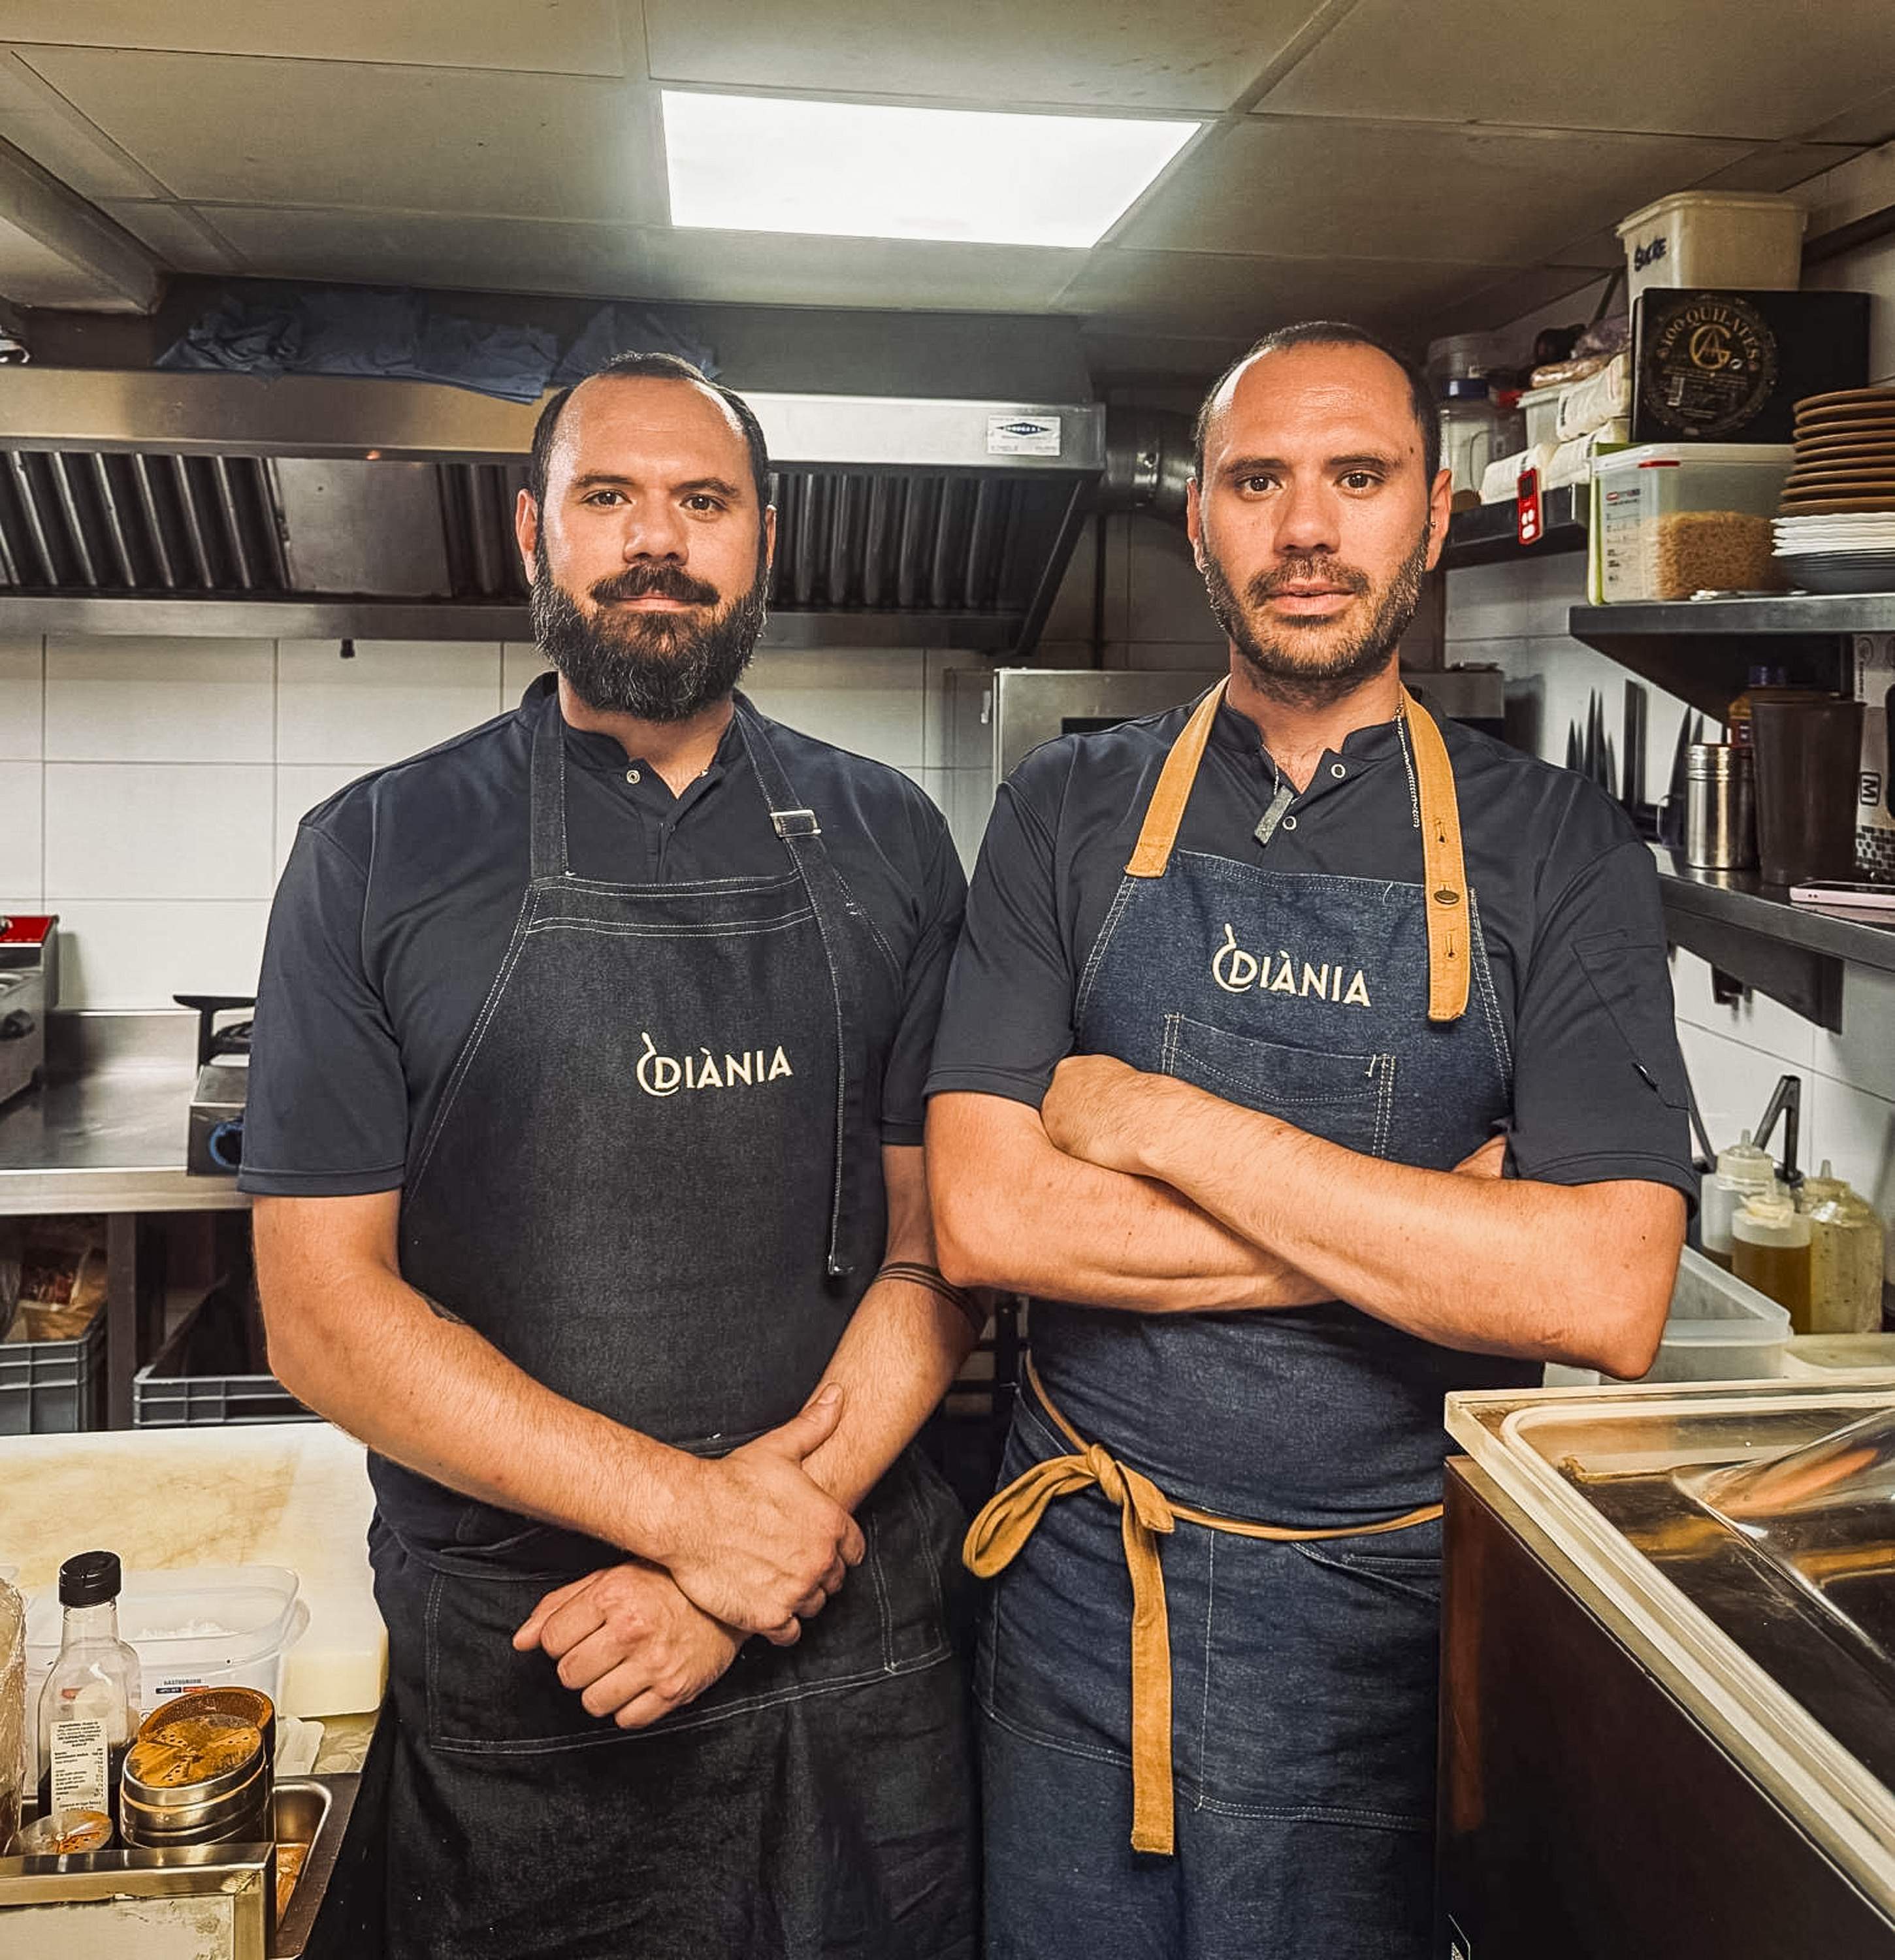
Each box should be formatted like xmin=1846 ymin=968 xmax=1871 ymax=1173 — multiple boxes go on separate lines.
xmin=1102 ymin=1073 xmax=1683 ymax=1375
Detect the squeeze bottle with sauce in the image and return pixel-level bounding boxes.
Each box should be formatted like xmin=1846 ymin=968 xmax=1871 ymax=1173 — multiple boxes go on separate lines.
xmin=1732 ymin=1193 xmax=1814 ymax=1332
xmin=1798 ymin=1161 xmax=1887 ymax=1335
xmin=35 ymin=1552 xmax=139 ymax=1830
xmin=1701 ymin=1132 xmax=1778 ymax=1269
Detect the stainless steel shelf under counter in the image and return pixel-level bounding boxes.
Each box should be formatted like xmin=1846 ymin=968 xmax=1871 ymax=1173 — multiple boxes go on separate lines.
xmin=1440 ymin=1379 xmax=1895 ymax=1957
xmin=0 ymin=1011 xmax=248 ymax=1428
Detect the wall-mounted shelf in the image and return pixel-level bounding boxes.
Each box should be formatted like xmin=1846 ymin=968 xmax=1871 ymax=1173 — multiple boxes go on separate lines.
xmin=1440 ymin=485 xmax=1587 ymax=570
xmin=1654 ymin=846 xmax=1895 ymax=1032
xmin=1569 ymin=596 xmax=1892 ymax=719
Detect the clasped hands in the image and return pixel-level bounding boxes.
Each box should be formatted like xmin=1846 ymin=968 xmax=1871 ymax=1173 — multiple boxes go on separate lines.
xmin=511 ymin=1380 xmax=862 ymax=1732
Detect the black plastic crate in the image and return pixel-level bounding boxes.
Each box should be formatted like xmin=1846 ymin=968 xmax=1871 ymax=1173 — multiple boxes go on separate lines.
xmin=0 ymin=1305 xmax=104 ymax=1434
xmin=133 ymin=1275 xmax=314 ymax=1428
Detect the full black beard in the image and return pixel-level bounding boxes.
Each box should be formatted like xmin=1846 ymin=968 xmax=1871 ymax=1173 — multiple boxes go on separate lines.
xmin=531 ymin=538 xmax=768 ymax=723
xmin=1203 ymin=527 xmax=1431 ymax=711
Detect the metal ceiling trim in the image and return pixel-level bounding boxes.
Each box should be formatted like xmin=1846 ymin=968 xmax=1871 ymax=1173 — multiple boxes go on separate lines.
xmin=0 ymin=368 xmax=1105 ymax=472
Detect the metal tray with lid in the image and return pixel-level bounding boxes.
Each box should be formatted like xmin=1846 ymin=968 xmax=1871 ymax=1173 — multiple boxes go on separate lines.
xmin=1446 ymin=1379 xmax=1895 ymax=1918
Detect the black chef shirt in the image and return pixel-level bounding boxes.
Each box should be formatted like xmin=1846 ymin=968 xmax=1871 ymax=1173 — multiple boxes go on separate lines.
xmin=926 ymin=692 xmax=1697 ymax=1205
xmin=240 ymin=676 xmax=965 ymax=1197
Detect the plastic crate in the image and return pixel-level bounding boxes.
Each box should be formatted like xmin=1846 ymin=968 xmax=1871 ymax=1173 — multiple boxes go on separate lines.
xmin=133 ymin=1278 xmax=315 ymax=1428
xmin=0 ymin=1306 xmax=104 ymax=1434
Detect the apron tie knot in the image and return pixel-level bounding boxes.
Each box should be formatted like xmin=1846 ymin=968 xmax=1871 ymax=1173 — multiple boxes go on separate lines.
xmin=965 ymin=1364 xmax=1446 ymax=1862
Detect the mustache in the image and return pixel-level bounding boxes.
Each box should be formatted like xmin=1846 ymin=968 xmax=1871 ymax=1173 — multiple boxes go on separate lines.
xmin=1246 ymin=557 xmax=1372 ymax=602
xmin=588 ymin=563 xmax=722 ymax=607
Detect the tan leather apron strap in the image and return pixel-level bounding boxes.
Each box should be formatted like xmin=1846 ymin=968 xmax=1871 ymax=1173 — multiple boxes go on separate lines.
xmin=962 ymin=1380 xmax=1179 ymax=1856
xmin=1401 ymin=687 xmax=1470 ymax=1025
xmin=1125 ymin=679 xmax=1227 ymax=878
xmin=962 ymin=1358 xmax=1444 ymax=1858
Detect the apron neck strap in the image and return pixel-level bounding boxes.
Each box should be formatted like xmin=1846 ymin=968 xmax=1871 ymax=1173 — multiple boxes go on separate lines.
xmin=1123 ymin=676 xmax=1470 ymax=1024
xmin=1400 ymin=687 xmax=1471 ymax=1025
xmin=732 ymin=696 xmax=871 ymax=1280
xmin=528 ymin=685 xmax=568 ymax=881
xmin=1125 ymin=680 xmax=1227 ymax=879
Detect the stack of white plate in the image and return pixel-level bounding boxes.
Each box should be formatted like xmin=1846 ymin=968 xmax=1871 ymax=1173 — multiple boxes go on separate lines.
xmin=1773 ymin=514 xmax=1895 ymax=594
xmin=1774 ymin=387 xmax=1895 ymax=593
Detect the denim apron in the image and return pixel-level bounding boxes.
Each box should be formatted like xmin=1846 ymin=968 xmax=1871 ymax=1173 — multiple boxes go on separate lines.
xmin=971 ymin=681 xmax=1529 ymax=1959
xmin=371 ymin=689 xmax=975 ymax=1960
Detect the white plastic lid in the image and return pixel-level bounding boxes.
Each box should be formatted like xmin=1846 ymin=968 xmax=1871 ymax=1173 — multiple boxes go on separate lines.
xmin=1593 ymin=442 xmax=1796 ymax=473
xmin=1616 ymin=190 xmax=1807 ymax=237
xmin=25 ymin=1565 xmax=300 ymax=1666
xmin=1717 ymin=1134 xmax=1778 ymax=1187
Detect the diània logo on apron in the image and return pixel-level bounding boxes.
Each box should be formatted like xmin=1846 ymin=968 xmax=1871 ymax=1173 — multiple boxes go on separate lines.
xmin=1211 ymin=923 xmax=1372 ymax=1007
xmin=636 ymin=1032 xmax=796 ymax=1098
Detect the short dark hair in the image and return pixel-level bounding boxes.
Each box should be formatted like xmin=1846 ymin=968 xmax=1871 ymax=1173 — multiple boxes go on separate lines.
xmin=526 ymin=350 xmax=773 ymax=513
xmin=1192 ymin=321 xmax=1441 ymax=488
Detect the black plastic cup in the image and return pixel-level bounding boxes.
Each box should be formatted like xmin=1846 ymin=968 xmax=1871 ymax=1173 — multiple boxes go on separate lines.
xmin=1751 ymin=696 xmax=1865 ymax=887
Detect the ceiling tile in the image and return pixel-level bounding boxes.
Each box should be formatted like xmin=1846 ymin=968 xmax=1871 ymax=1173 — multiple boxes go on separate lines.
xmin=97 ymin=200 xmax=245 ymax=274
xmin=1118 ymin=118 xmax=1753 ymax=266
xmin=1543 ymin=225 xmax=1624 ymax=272
xmin=1801 ymin=82 xmax=1895 ymax=146
xmin=1058 ymin=249 xmax=1514 ymax=341
xmin=643 ymin=0 xmax=1324 ymax=111
xmin=186 ymin=207 xmax=658 ymax=297
xmin=0 ymin=51 xmax=163 ymax=199
xmin=0 ymin=3 xmax=626 ymax=75
xmin=631 ymin=228 xmax=1088 ymax=312
xmin=17 ymin=49 xmax=662 ymax=221
xmin=1263 ymin=0 xmax=1895 ymax=140
xmin=1691 ymin=142 xmax=1864 ymax=195
xmin=1423 ymin=265 xmax=1617 ymax=338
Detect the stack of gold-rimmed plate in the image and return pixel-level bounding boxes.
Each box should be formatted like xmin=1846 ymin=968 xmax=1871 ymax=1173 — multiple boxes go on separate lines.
xmin=1774 ymin=386 xmax=1895 ymax=592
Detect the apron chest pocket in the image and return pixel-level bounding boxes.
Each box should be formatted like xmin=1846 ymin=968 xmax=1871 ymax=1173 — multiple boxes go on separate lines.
xmin=1160 ymin=1013 xmax=1398 ymax=1158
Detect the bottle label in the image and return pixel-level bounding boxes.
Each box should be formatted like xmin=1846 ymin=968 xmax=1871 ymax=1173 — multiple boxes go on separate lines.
xmin=50 ymin=1718 xmax=109 ymax=1812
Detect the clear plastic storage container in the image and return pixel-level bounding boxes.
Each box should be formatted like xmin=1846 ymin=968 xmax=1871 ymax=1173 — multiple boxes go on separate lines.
xmin=1591 ymin=442 xmax=1792 ymax=602
xmin=1545 ymin=1245 xmax=1791 ymax=1388
xmin=1617 ymin=191 xmax=1806 ymax=310
xmin=24 ymin=1565 xmax=304 ymax=1714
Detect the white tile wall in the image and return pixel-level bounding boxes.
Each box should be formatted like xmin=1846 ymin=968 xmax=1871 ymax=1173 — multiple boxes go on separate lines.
xmin=275 ymin=640 xmax=505 ymax=765
xmin=44 ymin=638 xmax=274 ymax=762
xmin=45 ymin=762 xmax=275 ymax=900
xmin=1447 ymin=130 xmax=1895 ymax=1287
xmin=0 ymin=641 xmax=43 ymax=758
xmin=52 ymin=899 xmax=272 ymax=1012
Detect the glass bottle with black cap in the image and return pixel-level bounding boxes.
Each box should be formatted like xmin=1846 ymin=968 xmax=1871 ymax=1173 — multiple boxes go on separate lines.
xmin=35 ymin=1550 xmax=140 ymax=1829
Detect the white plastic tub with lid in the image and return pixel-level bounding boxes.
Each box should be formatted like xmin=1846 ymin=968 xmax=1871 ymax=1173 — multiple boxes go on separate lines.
xmin=25 ymin=1564 xmax=305 ymax=1714
xmin=1616 ymin=191 xmax=1806 ymax=309
xmin=1544 ymin=1245 xmax=1790 ymax=1388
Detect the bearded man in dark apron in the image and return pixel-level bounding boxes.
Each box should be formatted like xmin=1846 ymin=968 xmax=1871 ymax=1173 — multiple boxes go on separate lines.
xmin=926 ymin=322 xmax=1694 ymax=1960
xmin=246 ymin=351 xmax=979 ymax=1958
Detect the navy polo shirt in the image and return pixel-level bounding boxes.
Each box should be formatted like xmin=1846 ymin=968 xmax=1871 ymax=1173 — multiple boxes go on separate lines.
xmin=926 ymin=693 xmax=1697 ymax=1205
xmin=240 ymin=676 xmax=965 ymax=1197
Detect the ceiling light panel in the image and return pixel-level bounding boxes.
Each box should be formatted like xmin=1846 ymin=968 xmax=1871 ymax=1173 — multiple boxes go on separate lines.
xmin=662 ymin=90 xmax=1199 ymax=248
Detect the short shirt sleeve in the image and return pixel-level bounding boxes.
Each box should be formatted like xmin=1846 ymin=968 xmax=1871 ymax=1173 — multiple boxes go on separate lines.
xmin=925 ymin=753 xmax=1077 ymax=1109
xmin=237 ymin=821 xmax=411 ymax=1196
xmin=1507 ymin=837 xmax=1697 ymax=1203
xmin=878 ymin=813 xmax=967 ymax=1145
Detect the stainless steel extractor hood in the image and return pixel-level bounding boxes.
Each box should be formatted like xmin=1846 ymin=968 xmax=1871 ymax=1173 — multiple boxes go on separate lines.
xmin=0 ymin=367 xmax=1120 ymax=651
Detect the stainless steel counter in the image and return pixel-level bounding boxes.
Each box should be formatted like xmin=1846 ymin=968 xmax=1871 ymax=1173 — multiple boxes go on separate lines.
xmin=0 ymin=1009 xmax=247 ymax=1216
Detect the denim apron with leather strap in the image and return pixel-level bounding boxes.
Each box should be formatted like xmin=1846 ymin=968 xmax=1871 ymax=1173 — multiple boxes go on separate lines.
xmin=372 ymin=689 xmax=975 ymax=1960
xmin=970 ymin=682 xmax=1527 ymax=1958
